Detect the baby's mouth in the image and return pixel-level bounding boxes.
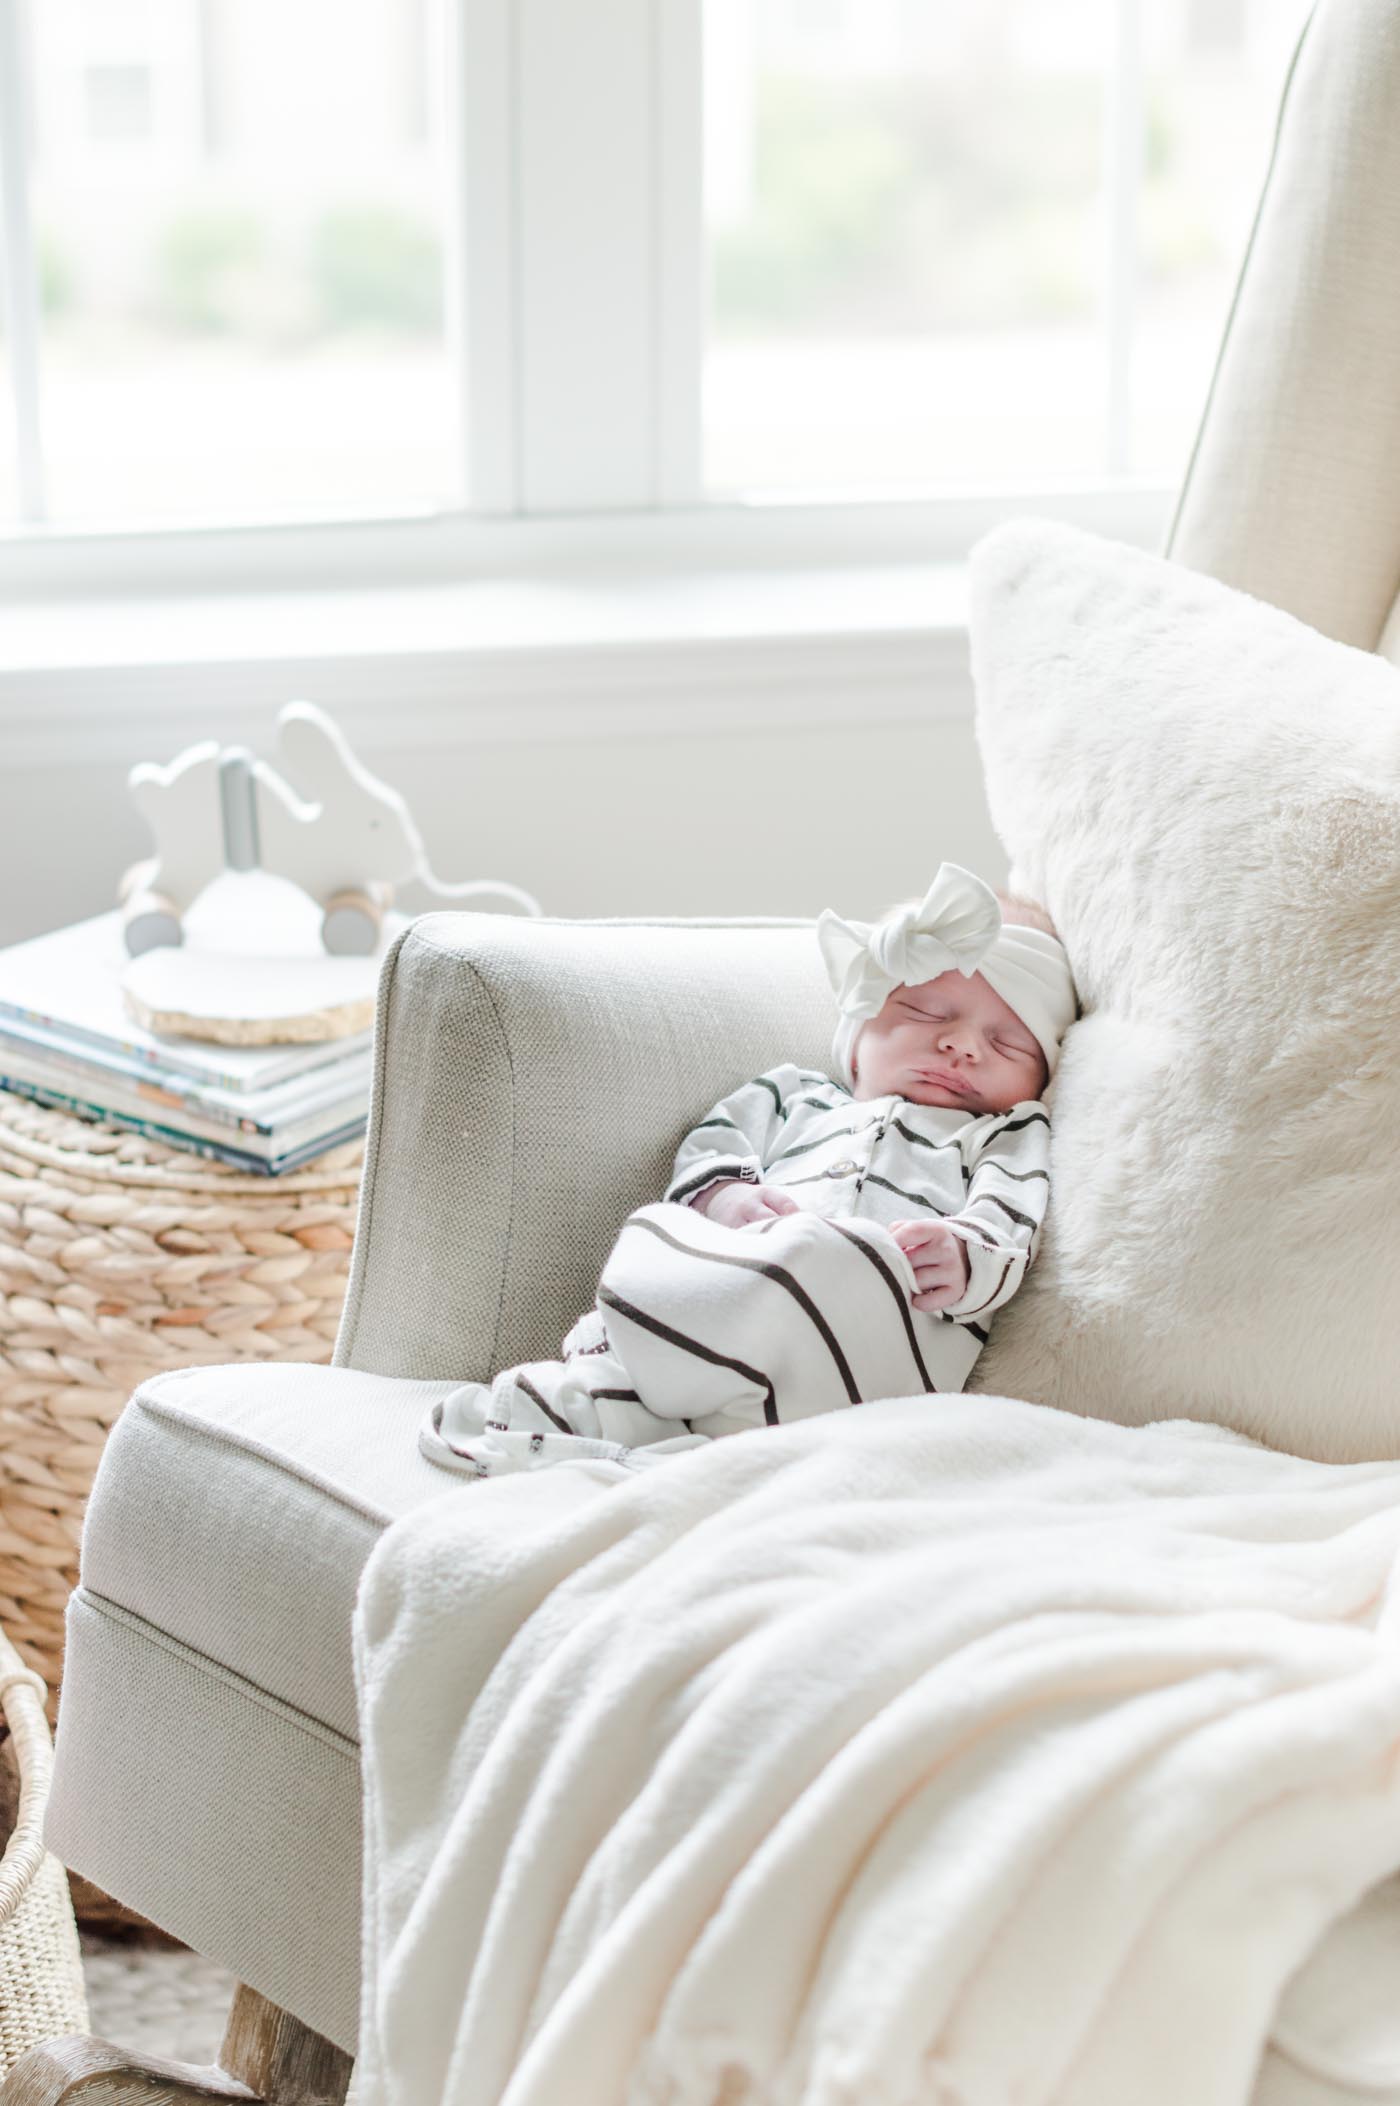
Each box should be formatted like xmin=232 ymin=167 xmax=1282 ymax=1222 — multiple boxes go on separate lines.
xmin=920 ymin=1068 xmax=972 ymax=1097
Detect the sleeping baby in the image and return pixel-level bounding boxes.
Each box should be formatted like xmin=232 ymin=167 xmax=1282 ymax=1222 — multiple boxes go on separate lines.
xmin=421 ymin=863 xmax=1077 ymax=1478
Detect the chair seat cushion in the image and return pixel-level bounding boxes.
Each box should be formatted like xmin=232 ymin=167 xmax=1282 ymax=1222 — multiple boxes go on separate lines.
xmin=48 ymin=1360 xmax=610 ymax=2043
xmin=82 ymin=1361 xmax=612 ymax=1739
xmin=81 ymin=1362 xmax=479 ymax=1739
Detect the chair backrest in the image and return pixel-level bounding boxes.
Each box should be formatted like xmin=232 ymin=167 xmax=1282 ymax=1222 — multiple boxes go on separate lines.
xmin=1168 ymin=0 xmax=1400 ymax=660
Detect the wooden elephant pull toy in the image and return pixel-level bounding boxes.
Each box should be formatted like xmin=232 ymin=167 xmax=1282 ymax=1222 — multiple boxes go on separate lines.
xmin=119 ymin=701 xmax=540 ymax=956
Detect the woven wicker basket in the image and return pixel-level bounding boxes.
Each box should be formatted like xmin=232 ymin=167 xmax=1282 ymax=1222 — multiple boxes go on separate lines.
xmin=0 ymin=1631 xmax=88 ymax=2078
xmin=0 ymin=1092 xmax=364 ymax=1710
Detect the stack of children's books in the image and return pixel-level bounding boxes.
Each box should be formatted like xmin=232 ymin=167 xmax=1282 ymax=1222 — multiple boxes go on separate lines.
xmin=0 ymin=885 xmax=393 ymax=1175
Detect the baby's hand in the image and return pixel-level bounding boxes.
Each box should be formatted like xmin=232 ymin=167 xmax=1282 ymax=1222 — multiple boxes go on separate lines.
xmin=692 ymin=1179 xmax=800 ymax=1230
xmin=889 ymin=1219 xmax=970 ymax=1311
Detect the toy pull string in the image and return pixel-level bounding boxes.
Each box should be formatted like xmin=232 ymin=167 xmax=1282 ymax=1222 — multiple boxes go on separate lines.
xmin=394 ymin=870 xmax=541 ymax=918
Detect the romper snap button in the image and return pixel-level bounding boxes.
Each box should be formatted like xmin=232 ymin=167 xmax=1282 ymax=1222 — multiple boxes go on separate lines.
xmin=826 ymin=1160 xmax=857 ymax=1177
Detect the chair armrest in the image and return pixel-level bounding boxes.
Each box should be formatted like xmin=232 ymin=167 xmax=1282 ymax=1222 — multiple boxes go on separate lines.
xmin=334 ymin=912 xmax=833 ymax=1381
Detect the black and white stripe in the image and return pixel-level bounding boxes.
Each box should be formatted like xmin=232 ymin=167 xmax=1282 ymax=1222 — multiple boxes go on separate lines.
xmin=422 ymin=1065 xmax=1051 ymax=1482
xmin=666 ymin=1063 xmax=1051 ymax=1325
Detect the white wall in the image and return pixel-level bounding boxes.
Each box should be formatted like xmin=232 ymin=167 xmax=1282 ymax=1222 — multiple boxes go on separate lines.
xmin=0 ymin=560 xmax=1008 ymax=947
xmin=0 ymin=702 xmax=1004 ymax=948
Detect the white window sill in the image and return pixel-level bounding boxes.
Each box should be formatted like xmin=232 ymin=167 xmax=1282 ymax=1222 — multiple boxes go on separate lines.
xmin=1 ymin=482 xmax=1178 ymax=768
xmin=1 ymin=560 xmax=978 ymax=768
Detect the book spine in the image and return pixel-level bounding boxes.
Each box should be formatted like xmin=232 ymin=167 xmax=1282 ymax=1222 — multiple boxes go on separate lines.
xmin=0 ymin=998 xmax=362 ymax=1094
xmin=0 ymin=1076 xmax=278 ymax=1175
xmin=0 ymin=1029 xmax=268 ymax=1132
xmin=264 ymin=1117 xmax=367 ymax=1175
xmin=0 ymin=1018 xmax=372 ymax=1132
xmin=0 ymin=1002 xmax=259 ymax=1091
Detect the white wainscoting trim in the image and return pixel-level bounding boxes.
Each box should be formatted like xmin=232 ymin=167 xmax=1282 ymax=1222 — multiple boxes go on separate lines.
xmin=1 ymin=563 xmax=976 ymax=767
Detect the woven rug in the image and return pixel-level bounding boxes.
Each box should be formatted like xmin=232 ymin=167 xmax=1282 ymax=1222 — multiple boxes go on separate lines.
xmin=80 ymin=1931 xmax=233 ymax=2065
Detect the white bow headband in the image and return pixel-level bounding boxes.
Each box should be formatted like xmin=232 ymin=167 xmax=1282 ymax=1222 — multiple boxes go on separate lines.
xmin=816 ymin=863 xmax=1077 ymax=1088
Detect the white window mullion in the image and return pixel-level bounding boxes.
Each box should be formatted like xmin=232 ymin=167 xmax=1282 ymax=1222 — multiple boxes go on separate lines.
xmin=516 ymin=0 xmax=653 ymax=511
xmin=0 ymin=0 xmax=45 ymax=522
xmin=513 ymin=0 xmax=695 ymax=514
xmin=447 ymin=0 xmax=519 ymax=512
xmin=1102 ymin=0 xmax=1144 ymax=477
xmin=655 ymin=0 xmax=703 ymax=506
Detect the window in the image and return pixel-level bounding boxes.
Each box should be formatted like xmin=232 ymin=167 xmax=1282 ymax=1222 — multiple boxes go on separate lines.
xmin=0 ymin=0 xmax=1313 ymax=561
xmin=2 ymin=0 xmax=455 ymax=528
xmin=83 ymin=64 xmax=154 ymax=144
xmin=703 ymin=0 xmax=1314 ymax=495
xmin=705 ymin=0 xmax=1108 ymax=493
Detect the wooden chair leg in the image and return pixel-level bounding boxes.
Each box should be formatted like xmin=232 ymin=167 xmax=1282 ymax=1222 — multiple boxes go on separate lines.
xmin=0 ymin=1983 xmax=352 ymax=2106
xmin=218 ymin=1987 xmax=351 ymax=2105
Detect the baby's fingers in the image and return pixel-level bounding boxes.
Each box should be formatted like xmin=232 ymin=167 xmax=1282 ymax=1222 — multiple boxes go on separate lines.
xmin=761 ymin=1189 xmax=800 ymax=1216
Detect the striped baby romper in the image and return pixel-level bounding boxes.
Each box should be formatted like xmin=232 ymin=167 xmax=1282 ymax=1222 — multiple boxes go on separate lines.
xmin=421 ymin=1063 xmax=1050 ymax=1478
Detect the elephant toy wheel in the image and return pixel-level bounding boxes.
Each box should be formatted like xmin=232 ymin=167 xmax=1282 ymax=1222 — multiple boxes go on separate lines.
xmin=122 ymin=890 xmax=184 ymax=956
xmin=321 ymin=888 xmax=384 ymax=956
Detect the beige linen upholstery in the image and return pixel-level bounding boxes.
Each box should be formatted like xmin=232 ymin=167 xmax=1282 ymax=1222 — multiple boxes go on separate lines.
xmin=56 ymin=1597 xmax=360 ymax=2048
xmin=1168 ymin=0 xmax=1400 ymax=650
xmin=72 ymin=1363 xmax=468 ymax=1736
xmin=338 ymin=914 xmax=834 ymax=1381
xmin=47 ymin=1362 xmax=466 ymax=2051
xmin=46 ymin=919 xmax=836 ymax=2054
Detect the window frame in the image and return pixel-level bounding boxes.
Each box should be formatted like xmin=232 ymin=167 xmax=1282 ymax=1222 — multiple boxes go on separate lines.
xmin=0 ymin=0 xmax=1189 ymax=597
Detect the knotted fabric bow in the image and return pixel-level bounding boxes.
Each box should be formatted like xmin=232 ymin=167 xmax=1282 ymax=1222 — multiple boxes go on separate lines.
xmin=816 ymin=863 xmax=1077 ymax=1087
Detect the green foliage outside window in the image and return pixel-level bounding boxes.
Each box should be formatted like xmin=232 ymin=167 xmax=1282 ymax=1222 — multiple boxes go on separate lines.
xmin=43 ymin=203 xmax=442 ymax=346
xmin=713 ymin=72 xmax=1225 ymax=338
xmin=154 ymin=211 xmax=267 ymax=334
xmin=307 ymin=206 xmax=442 ymax=335
xmin=37 ymin=233 xmax=73 ymax=320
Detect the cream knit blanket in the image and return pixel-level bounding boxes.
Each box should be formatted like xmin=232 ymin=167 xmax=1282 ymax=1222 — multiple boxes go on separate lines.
xmin=353 ymin=1396 xmax=1400 ymax=2106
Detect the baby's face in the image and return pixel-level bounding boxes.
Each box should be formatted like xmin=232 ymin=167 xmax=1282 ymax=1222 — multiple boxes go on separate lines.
xmin=853 ymin=970 xmax=1047 ymax=1114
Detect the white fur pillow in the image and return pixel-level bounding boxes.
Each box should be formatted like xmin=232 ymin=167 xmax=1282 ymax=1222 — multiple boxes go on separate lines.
xmin=968 ymin=520 xmax=1400 ymax=1463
